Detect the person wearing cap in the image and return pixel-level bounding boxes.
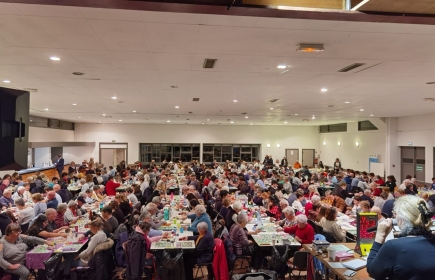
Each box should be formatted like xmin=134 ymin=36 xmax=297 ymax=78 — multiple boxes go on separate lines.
xmin=64 ymin=201 xmax=80 ymax=224
xmin=46 ymin=191 xmax=58 ymax=210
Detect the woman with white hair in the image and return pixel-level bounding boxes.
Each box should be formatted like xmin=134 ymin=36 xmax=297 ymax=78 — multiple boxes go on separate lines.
xmin=282 ymin=214 xmax=315 ymax=244
xmin=225 ymin=201 xmax=243 ymax=231
xmin=181 ymin=222 xmax=215 ymax=280
xmin=183 ymin=205 xmax=212 ymax=234
xmin=367 ymin=195 xmax=435 ymax=279
xmin=12 ymin=186 xmax=25 ymax=201
xmin=278 ymin=206 xmax=297 ymax=228
xmin=229 ymin=213 xmax=262 ymax=271
xmin=307 ymin=185 xmax=320 ymax=200
xmin=78 ymin=178 xmax=88 ymax=192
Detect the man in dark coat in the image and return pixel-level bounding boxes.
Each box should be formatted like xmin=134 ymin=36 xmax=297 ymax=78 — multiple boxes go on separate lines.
xmin=54 ymin=154 xmax=65 ymax=178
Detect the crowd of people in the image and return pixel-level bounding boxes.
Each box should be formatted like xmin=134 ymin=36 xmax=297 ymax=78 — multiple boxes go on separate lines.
xmin=0 ymin=155 xmax=433 ymax=279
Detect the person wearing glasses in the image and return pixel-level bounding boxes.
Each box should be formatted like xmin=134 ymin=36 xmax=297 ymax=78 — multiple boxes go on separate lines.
xmin=367 ymin=195 xmax=435 ymax=279
xmin=0 ymin=223 xmax=53 ymax=280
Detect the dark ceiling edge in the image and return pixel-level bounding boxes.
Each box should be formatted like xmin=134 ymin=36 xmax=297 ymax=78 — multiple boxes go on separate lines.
xmin=2 ymin=0 xmax=435 ymax=25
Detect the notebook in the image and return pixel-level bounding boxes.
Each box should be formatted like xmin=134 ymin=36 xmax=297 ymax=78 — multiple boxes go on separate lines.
xmin=341 ymin=259 xmax=367 ymax=271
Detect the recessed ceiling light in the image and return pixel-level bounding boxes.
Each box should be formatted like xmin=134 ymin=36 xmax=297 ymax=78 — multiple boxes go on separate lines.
xmin=44 ymin=108 xmax=49 ymax=111
xmin=345 ymin=101 xmax=350 ymax=104
xmin=50 ymin=57 xmax=60 ymax=61
xmin=72 ymin=103 xmax=77 ymax=106
xmin=78 ymin=117 xmax=81 ymax=118
xmin=207 ymin=119 xmax=210 ymax=121
xmin=102 ymin=113 xmax=106 ymax=116
xmin=119 ymin=120 xmax=122 ymax=122
xmin=298 ymin=124 xmax=301 ymax=125
xmin=250 ymin=123 xmax=253 ymax=125
xmin=111 ymin=96 xmax=117 ymax=100
xmin=284 ymin=121 xmax=288 ymax=124
xmin=267 ymin=120 xmax=270 ymax=122
xmin=312 ymin=116 xmax=315 ymax=119
xmin=370 ymin=114 xmax=374 ymax=117
xmin=245 ymin=116 xmax=249 ymax=119
xmin=360 ymin=109 xmax=364 ymax=111
xmin=230 ymin=121 xmax=234 ymax=123
xmin=270 ymin=108 xmax=274 ymax=110
xmin=294 ymin=114 xmax=298 ymax=116
xmin=30 ymin=120 xmax=32 ymax=122
xmin=277 ymin=65 xmax=287 ymax=69
xmin=3 ymin=80 xmax=10 ymax=83
xmin=167 ymin=120 xmax=170 ymax=123
xmin=132 ymin=111 xmax=136 ymax=113
xmin=98 ymin=121 xmax=101 ymax=123
xmin=175 ymin=106 xmax=179 ymax=109
xmin=233 ymin=100 xmax=238 ymax=103
xmin=321 ymin=88 xmax=328 ymax=92
xmin=202 ymin=122 xmax=205 ymax=124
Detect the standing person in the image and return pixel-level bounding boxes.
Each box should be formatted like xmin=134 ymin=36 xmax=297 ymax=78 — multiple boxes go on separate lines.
xmin=125 ymin=222 xmax=152 ymax=280
xmin=333 ymin=158 xmax=341 ymax=173
xmin=105 ymin=176 xmax=121 ymax=196
xmin=54 ymin=154 xmax=65 ymax=178
xmin=281 ymin=156 xmax=288 ymax=167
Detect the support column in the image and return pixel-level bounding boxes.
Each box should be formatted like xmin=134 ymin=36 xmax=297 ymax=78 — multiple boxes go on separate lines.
xmin=385 ymin=117 xmax=400 ymax=180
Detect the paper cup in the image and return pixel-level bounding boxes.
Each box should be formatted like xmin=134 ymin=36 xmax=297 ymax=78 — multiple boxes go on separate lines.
xmin=327 ymin=248 xmax=337 ymax=262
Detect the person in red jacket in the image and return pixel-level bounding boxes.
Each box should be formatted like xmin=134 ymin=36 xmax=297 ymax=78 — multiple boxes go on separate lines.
xmin=282 ymin=214 xmax=315 ymax=244
xmin=105 ymin=175 xmax=121 ymax=196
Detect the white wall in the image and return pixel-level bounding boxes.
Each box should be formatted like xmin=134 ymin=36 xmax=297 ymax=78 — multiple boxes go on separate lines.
xmin=318 ymin=121 xmax=386 ymax=173
xmin=63 ymin=146 xmax=95 ymax=165
xmin=29 ymin=127 xmax=75 ymax=142
xmin=75 ymin=123 xmax=320 ymax=163
xmin=397 ymin=113 xmax=435 ymax=182
xmin=34 ymin=147 xmax=51 ymax=168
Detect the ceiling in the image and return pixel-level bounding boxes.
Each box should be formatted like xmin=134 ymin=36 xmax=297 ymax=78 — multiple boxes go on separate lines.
xmin=1 ymin=3 xmax=435 ymax=126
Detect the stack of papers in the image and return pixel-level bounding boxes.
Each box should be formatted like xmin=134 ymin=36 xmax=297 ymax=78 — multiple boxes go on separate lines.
xmin=341 ymin=259 xmax=367 ymax=271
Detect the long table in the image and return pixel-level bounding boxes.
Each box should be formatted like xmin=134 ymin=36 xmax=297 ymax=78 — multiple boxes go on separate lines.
xmin=303 ymin=243 xmax=372 ymax=280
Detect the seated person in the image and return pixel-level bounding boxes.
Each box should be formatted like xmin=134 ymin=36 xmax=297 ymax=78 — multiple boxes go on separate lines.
xmin=15 ymin=198 xmax=34 ymax=232
xmin=45 ymin=208 xmax=69 ymax=233
xmin=278 ymin=206 xmax=297 ymax=228
xmin=26 ymin=214 xmax=68 ymax=239
xmin=91 ymin=185 xmax=106 ymax=202
xmin=282 ymin=214 xmax=315 ymax=244
xmin=322 ymin=207 xmax=346 ymax=243
xmin=64 ymin=201 xmax=82 ymax=224
xmin=84 ymin=189 xmax=95 ymax=203
xmin=182 ymin=205 xmax=212 ymax=235
xmin=125 ymin=187 xmax=138 ymax=206
xmin=55 ymin=203 xmax=69 ymax=229
xmin=32 ymin=193 xmax=47 ymax=216
xmin=125 ymin=222 xmax=155 ymax=279
xmin=229 ymin=213 xmax=262 ymax=271
xmin=0 ymin=190 xmax=15 ymax=209
xmin=330 ymin=191 xmax=347 ymax=213
xmin=140 ymin=212 xmax=170 ymax=238
xmin=101 ymin=206 xmax=118 ymax=233
xmin=109 ymin=201 xmax=125 ymax=225
xmin=0 ymin=224 xmax=53 ymax=280
xmin=45 ymin=191 xmax=58 ymax=210
xmin=115 ymin=194 xmax=132 ymax=217
xmin=181 ymin=222 xmax=215 ymax=280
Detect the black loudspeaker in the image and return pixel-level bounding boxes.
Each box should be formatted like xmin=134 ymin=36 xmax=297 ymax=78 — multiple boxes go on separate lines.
xmin=0 ymin=87 xmax=29 ymax=170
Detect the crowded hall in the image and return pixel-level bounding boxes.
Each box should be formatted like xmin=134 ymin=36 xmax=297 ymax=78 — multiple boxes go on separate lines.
xmin=2 ymin=1 xmax=435 ymax=280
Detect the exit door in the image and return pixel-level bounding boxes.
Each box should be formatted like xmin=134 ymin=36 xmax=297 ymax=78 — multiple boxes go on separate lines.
xmin=286 ymin=149 xmax=299 ymax=167
xmin=302 ymin=149 xmax=315 ymax=168
xmin=401 ymin=147 xmax=425 ymax=182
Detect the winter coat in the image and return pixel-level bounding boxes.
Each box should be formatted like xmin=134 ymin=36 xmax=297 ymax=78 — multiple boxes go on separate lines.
xmin=187 ymin=231 xmax=214 ymax=264
xmin=212 ymin=238 xmax=229 ymax=280
xmin=87 ymin=239 xmax=115 ymax=280
xmin=125 ymin=231 xmax=148 ymax=280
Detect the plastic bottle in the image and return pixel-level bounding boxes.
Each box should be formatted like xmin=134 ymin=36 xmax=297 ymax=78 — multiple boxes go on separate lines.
xmin=256 ymin=210 xmax=262 ymax=226
xmin=164 ymin=208 xmax=169 ymax=221
xmin=99 ymin=202 xmax=104 ymax=211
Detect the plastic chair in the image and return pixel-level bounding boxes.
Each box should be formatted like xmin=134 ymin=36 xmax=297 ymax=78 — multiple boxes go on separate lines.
xmin=288 ymin=251 xmax=308 ymax=279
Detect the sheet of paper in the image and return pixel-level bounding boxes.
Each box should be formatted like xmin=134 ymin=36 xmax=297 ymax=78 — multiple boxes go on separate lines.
xmin=328 ymin=262 xmax=345 ymax=268
xmin=329 ymin=244 xmax=352 ymax=252
xmin=361 ymin=256 xmax=368 ymax=261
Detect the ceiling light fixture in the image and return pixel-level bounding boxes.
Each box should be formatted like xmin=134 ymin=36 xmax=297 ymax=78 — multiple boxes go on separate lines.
xmin=370 ymin=114 xmax=374 ymax=117
xmin=202 ymin=123 xmax=205 ymax=124
xmin=284 ymin=121 xmax=288 ymax=124
xmin=233 ymin=100 xmax=238 ymax=103
xmin=44 ymin=108 xmax=49 ymax=111
xmin=277 ymin=65 xmax=287 ymax=69
xmin=270 ymin=108 xmax=274 ymax=110
xmin=230 ymin=121 xmax=234 ymax=124
xmin=167 ymin=120 xmax=171 ymax=123
xmin=111 ymin=96 xmax=117 ymax=100
xmin=3 ymin=80 xmax=10 ymax=83
xmin=338 ymin=141 xmax=341 ymax=146
xmin=207 ymin=119 xmax=210 ymax=121
xmin=102 ymin=114 xmax=106 ymax=116
xmin=297 ymin=43 xmax=324 ymax=52
xmin=312 ymin=116 xmax=315 ymax=119
xmin=356 ymin=141 xmax=360 ymax=147
xmin=294 ymin=113 xmax=298 ymax=116
xmin=360 ymin=109 xmax=364 ymax=111
xmin=276 ymin=144 xmax=281 ymax=148
xmin=119 ymin=120 xmax=122 ymax=122
xmin=245 ymin=116 xmax=249 ymax=119
xmin=323 ymin=141 xmax=326 ymax=146
xmin=321 ymin=88 xmax=328 ymax=92
xmin=72 ymin=103 xmax=77 ymax=106
xmin=345 ymin=101 xmax=350 ymax=104
xmin=250 ymin=123 xmax=253 ymax=125
xmin=175 ymin=106 xmax=179 ymax=109
xmin=50 ymin=57 xmax=60 ymax=61
xmin=132 ymin=111 xmax=136 ymax=113
xmin=78 ymin=117 xmax=81 ymax=119
xmin=266 ymin=144 xmax=271 ymax=148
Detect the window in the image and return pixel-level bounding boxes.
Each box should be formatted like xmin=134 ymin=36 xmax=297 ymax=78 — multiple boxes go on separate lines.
xmin=358 ymin=121 xmax=378 ymax=131
xmin=139 ymin=143 xmax=199 ymax=164
xmin=319 ymin=123 xmax=347 ymax=133
xmin=202 ymin=144 xmax=260 ymax=163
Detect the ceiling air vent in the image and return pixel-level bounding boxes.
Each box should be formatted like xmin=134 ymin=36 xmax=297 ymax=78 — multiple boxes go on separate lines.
xmin=203 ymin=59 xmax=217 ymax=69
xmin=192 ymin=98 xmax=200 ymax=101
xmin=268 ymin=99 xmax=279 ymax=103
xmin=338 ymin=63 xmax=366 ymax=73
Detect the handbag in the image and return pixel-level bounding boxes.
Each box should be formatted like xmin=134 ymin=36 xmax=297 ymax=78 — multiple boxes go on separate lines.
xmin=162 ymin=249 xmax=183 ymax=269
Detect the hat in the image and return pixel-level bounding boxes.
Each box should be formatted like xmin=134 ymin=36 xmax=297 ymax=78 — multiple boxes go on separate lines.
xmin=76 ymin=196 xmax=86 ymax=204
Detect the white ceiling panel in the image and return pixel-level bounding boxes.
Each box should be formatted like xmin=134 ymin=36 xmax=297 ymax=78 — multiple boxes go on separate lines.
xmin=28 ymin=16 xmax=106 ymax=50
xmin=13 ymin=3 xmax=82 ymax=18
xmin=88 ymin=20 xmax=150 ymax=52
xmin=0 ymin=47 xmax=52 ymax=65
xmin=66 ymin=50 xmax=120 ymax=68
xmin=153 ymin=53 xmax=194 ymax=70
xmin=145 ymin=23 xmax=198 ymax=53
xmin=142 ymin=11 xmax=200 ymax=25
xmin=110 ymin=51 xmax=155 ymax=69
xmin=123 ymin=69 xmax=160 ymax=81
xmin=0 ymin=15 xmax=59 ymax=48
xmin=78 ymin=7 xmax=143 ymax=22
xmin=19 ymin=65 xmax=65 ymax=78
xmin=199 ymin=14 xmax=257 ymax=27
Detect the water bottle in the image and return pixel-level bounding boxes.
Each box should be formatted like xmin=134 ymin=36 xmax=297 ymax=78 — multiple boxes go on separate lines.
xmin=99 ymin=202 xmax=104 ymax=211
xmin=183 ymin=195 xmax=188 ymax=207
xmin=164 ymin=208 xmax=169 ymax=221
xmin=235 ymin=191 xmax=239 ymax=201
xmin=256 ymin=210 xmax=262 ymax=226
